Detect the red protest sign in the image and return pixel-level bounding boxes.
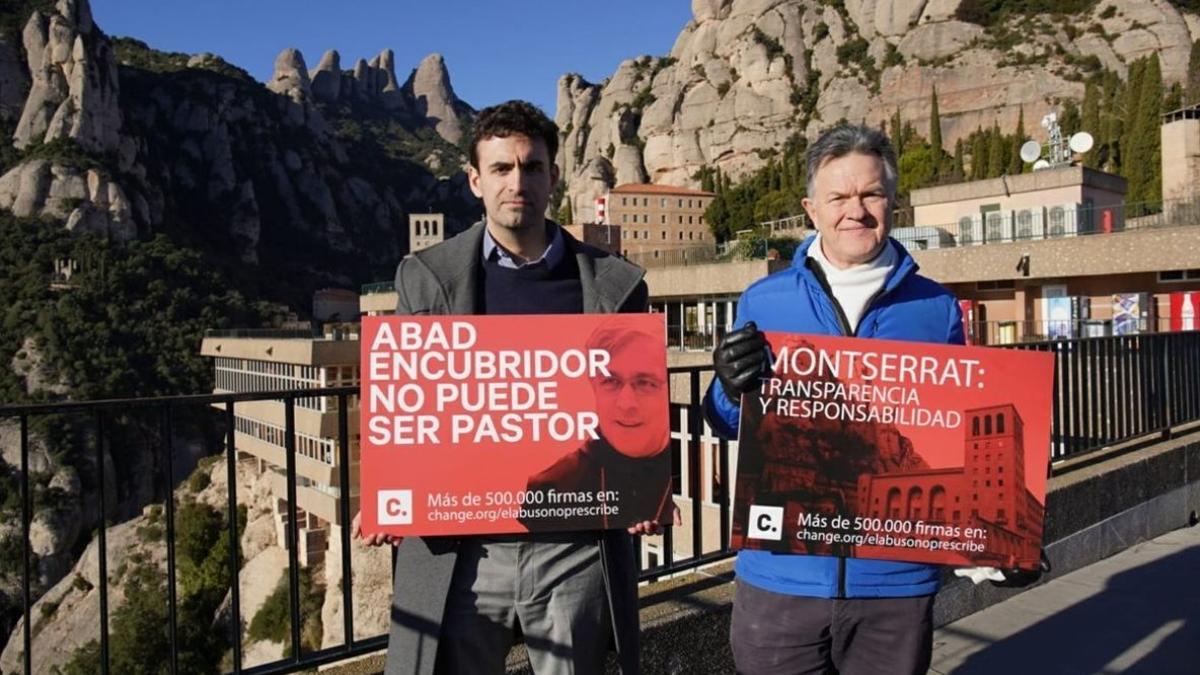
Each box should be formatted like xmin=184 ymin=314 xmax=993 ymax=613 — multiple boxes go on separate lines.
xmin=360 ymin=314 xmax=672 ymax=536
xmin=732 ymin=333 xmax=1054 ymax=571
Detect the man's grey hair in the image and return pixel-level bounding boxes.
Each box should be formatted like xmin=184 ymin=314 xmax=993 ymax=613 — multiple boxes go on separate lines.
xmin=805 ymin=124 xmax=899 ymax=204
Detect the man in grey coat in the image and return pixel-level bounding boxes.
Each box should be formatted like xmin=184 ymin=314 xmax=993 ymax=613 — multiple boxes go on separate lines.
xmin=354 ymin=100 xmax=663 ymax=675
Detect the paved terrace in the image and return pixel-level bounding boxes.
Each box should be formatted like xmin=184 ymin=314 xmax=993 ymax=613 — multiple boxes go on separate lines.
xmin=930 ymin=522 xmax=1200 ymax=674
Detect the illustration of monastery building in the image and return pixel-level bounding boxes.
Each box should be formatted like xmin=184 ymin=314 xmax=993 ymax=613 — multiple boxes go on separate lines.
xmin=856 ymin=404 xmax=1044 ymax=568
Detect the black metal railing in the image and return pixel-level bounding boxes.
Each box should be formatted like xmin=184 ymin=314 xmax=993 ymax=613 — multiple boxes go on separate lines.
xmin=4 ymin=332 xmax=1200 ymax=672
xmin=1012 ymin=331 xmax=1200 ymax=459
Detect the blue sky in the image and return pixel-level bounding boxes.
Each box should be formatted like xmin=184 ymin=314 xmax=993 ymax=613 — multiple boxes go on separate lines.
xmin=90 ymin=1 xmax=694 ymax=114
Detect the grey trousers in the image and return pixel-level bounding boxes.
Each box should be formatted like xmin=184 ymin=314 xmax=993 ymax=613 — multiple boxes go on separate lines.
xmin=730 ymin=579 xmax=934 ymax=675
xmin=435 ymin=535 xmax=610 ymax=675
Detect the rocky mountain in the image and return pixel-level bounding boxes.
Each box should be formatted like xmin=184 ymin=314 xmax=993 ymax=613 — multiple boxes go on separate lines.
xmin=0 ymin=0 xmax=479 ymax=649
xmin=557 ymin=0 xmax=1200 ymax=221
xmin=0 ymin=451 xmax=392 ymax=673
xmin=0 ymin=0 xmax=478 ymax=297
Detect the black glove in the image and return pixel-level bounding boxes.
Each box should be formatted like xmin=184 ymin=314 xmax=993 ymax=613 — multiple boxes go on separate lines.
xmin=713 ymin=321 xmax=768 ymax=405
xmin=990 ymin=549 xmax=1051 ymax=588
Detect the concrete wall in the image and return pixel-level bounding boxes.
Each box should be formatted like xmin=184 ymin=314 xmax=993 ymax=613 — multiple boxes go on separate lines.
xmin=910 ymin=225 xmax=1200 ymax=285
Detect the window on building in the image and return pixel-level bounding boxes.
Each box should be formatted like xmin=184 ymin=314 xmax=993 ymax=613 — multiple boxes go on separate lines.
xmin=661 ymin=198 xmax=667 ymax=207
xmin=688 ymin=215 xmax=694 ymax=224
xmin=998 ymin=479 xmax=1004 ymax=487
xmin=642 ymin=230 xmax=648 ymax=239
xmin=972 ymin=417 xmax=980 ymax=436
xmin=1158 ymin=269 xmax=1200 ymax=282
xmin=976 ymin=279 xmax=1016 ymax=290
xmin=661 ymin=231 xmax=667 ymax=240
xmin=997 ymin=414 xmax=1005 ymax=434
xmin=622 ymin=197 xmax=627 ymax=206
xmin=678 ymin=199 xmax=683 ymax=208
xmin=984 ymin=416 xmax=992 ymax=435
xmin=661 ymin=214 xmax=667 ymax=224
xmin=996 ymin=508 xmax=1006 ymax=521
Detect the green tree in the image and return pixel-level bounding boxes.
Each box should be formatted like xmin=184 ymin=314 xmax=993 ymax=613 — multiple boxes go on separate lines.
xmin=929 ymin=87 xmax=944 ymax=177
xmin=899 ymin=144 xmax=938 ymax=197
xmin=953 ymin=139 xmax=966 ymax=181
xmin=971 ymin=128 xmax=990 ymax=180
xmin=1164 ymin=82 xmax=1184 ymax=113
xmin=1127 ymin=54 xmax=1163 ymax=205
xmin=556 ymin=198 xmax=573 ymax=225
xmin=987 ymin=123 xmax=1006 ymax=177
xmin=889 ymin=109 xmax=903 ymax=147
xmin=175 ymin=500 xmax=223 ymax=569
xmin=1187 ymin=39 xmax=1200 ymax=105
xmin=1081 ymin=82 xmax=1102 ymax=167
xmin=1009 ymin=106 xmax=1027 ymax=175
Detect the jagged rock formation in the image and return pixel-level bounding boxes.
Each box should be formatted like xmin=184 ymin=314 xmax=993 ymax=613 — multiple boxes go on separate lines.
xmin=303 ymin=48 xmax=474 ymax=144
xmin=0 ymin=0 xmax=480 ymax=649
xmin=557 ymin=0 xmax=1200 ymax=222
xmin=13 ymin=0 xmax=121 ymax=154
xmin=1 ymin=4 xmax=481 ymax=273
xmin=1 ymin=0 xmax=132 ymax=237
xmin=406 ymin=53 xmax=474 ymax=144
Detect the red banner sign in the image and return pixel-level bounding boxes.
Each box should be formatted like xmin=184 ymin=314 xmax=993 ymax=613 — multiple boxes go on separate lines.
xmin=732 ymin=333 xmax=1054 ymax=570
xmin=360 ymin=314 xmax=672 ymax=536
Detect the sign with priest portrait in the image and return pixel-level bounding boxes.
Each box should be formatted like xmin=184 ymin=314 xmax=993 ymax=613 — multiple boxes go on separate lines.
xmin=359 ymin=314 xmax=673 ymax=537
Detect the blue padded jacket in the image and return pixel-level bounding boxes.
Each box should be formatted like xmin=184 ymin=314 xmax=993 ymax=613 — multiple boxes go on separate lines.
xmin=704 ymin=236 xmax=965 ymax=598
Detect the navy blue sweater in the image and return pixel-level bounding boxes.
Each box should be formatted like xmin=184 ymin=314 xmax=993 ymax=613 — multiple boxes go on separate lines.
xmin=480 ymin=252 xmax=583 ymax=315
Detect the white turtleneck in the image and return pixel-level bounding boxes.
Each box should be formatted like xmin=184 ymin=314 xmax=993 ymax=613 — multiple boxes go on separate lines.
xmin=806 ymin=234 xmax=897 ymax=333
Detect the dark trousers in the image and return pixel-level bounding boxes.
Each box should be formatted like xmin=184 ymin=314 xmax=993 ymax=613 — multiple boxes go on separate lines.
xmin=434 ymin=536 xmax=609 ymax=674
xmin=730 ymin=579 xmax=934 ymax=675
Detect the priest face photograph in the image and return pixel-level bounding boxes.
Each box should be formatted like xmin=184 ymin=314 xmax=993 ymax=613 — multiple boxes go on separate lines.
xmin=520 ymin=318 xmax=673 ymax=531
xmin=591 ymin=327 xmax=670 ymax=459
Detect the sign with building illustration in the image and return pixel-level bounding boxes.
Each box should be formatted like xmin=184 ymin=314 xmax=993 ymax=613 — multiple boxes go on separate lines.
xmin=360 ymin=314 xmax=672 ymax=536
xmin=732 ymin=333 xmax=1054 ymax=571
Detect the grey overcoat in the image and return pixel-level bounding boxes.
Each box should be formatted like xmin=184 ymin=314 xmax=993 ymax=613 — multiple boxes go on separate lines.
xmin=384 ymin=220 xmax=648 ymax=675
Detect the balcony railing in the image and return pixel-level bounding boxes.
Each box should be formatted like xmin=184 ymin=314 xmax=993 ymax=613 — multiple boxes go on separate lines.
xmin=3 ymin=331 xmax=1200 ymax=673
xmin=893 ymin=196 xmax=1200 ymax=252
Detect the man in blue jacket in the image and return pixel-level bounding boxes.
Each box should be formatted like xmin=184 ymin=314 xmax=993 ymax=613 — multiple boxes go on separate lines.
xmin=703 ymin=123 xmax=962 ymax=675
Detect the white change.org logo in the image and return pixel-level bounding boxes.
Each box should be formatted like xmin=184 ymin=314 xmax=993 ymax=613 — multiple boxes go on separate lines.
xmin=378 ymin=490 xmax=413 ymax=525
xmin=747 ymin=505 xmax=784 ymax=540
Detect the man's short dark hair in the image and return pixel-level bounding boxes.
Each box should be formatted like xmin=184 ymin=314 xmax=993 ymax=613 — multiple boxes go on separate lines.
xmin=468 ymin=100 xmax=559 ymax=169
xmin=805 ymin=124 xmax=899 ymax=205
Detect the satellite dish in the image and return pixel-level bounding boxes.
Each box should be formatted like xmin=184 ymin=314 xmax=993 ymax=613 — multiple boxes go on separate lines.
xmin=1033 ymin=159 xmax=1051 ymax=171
xmin=1019 ymin=140 xmax=1042 ymax=163
xmin=1069 ymin=131 xmax=1094 ymax=154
